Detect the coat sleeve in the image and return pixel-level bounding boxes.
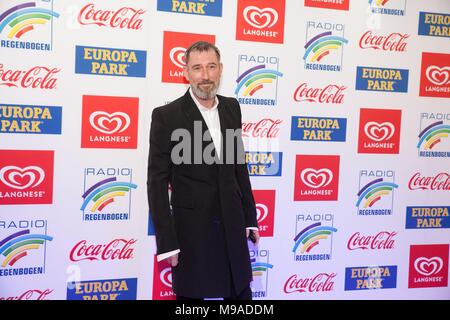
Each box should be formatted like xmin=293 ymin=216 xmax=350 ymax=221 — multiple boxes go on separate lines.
xmin=147 ymin=107 xmax=179 ymax=254
xmin=233 ymin=99 xmax=258 ymax=229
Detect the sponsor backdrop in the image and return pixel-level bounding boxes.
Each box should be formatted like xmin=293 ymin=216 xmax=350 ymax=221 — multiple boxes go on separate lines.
xmin=0 ymin=0 xmax=448 ymax=300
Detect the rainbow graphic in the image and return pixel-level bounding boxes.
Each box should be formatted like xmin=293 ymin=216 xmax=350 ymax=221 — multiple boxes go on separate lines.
xmin=293 ymin=222 xmax=337 ymax=254
xmin=0 ymin=230 xmax=53 ymax=267
xmin=81 ymin=177 xmax=138 ymax=212
xmin=251 ymin=258 xmax=273 ymax=277
xmin=356 ymin=178 xmax=398 ymax=208
xmin=235 ymin=64 xmax=283 ymax=97
xmin=303 ymin=32 xmax=348 ymax=63
xmin=417 ymin=121 xmax=450 ymax=150
xmin=0 ymin=2 xmax=59 ymax=39
xmin=369 ymin=0 xmax=390 ymax=6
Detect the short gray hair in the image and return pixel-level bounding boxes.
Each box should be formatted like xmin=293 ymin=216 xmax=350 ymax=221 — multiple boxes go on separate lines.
xmin=184 ymin=41 xmax=221 ymax=65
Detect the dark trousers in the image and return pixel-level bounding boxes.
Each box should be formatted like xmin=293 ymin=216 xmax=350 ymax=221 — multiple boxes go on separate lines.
xmin=176 ymin=284 xmax=252 ymax=301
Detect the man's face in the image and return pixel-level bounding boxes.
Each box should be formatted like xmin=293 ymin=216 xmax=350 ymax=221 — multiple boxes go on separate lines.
xmin=184 ymin=49 xmax=223 ymax=100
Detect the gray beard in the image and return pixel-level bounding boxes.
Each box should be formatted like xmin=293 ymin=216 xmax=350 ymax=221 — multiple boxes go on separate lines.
xmin=190 ymin=83 xmax=219 ymax=100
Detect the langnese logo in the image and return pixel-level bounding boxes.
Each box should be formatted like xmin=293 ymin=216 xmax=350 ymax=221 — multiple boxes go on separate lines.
xmin=303 ymin=21 xmax=348 ymax=72
xmin=67 ymin=278 xmax=137 ymax=300
xmin=236 ymin=0 xmax=286 ymax=44
xmin=291 ymin=116 xmax=347 ymax=142
xmin=293 ymin=214 xmax=337 ymax=262
xmin=356 ymin=66 xmax=409 ymax=92
xmin=162 ymin=31 xmax=215 ymax=84
xmin=0 ymin=64 xmax=60 ymax=90
xmin=235 ymin=54 xmax=283 ymax=106
xmin=246 ymin=152 xmax=282 ymax=176
xmin=75 ymin=45 xmax=147 ymax=78
xmin=368 ymin=0 xmax=406 ymax=16
xmin=409 ymin=244 xmax=449 ymax=288
xmin=294 ymin=155 xmax=340 ymax=201
xmin=406 ymin=207 xmax=450 ymax=229
xmin=419 ymin=52 xmax=450 ymax=98
xmin=78 ymin=3 xmax=145 ymax=30
xmin=0 ymin=103 xmax=61 ymax=135
xmin=250 ymin=249 xmax=273 ymax=299
xmin=0 ymin=0 xmax=59 ymax=51
xmin=81 ymin=95 xmax=139 ymax=149
xmin=284 ymin=272 xmax=336 ymax=294
xmin=157 ymin=0 xmax=223 ymax=17
xmin=359 ymin=30 xmax=409 ymax=52
xmin=0 ymin=219 xmax=52 ymax=278
xmin=304 ymin=0 xmax=349 ymax=11
xmin=81 ymin=167 xmax=137 ymax=222
xmin=0 ymin=289 xmax=52 ymax=300
xmin=345 ymin=265 xmax=398 ymax=290
xmin=0 ymin=150 xmax=53 ymax=205
xmin=252 ymin=190 xmax=275 ymax=237
xmin=152 ymin=256 xmax=175 ymax=300
xmin=418 ymin=112 xmax=450 ymax=158
xmin=356 ymin=169 xmax=398 ymax=216
xmin=69 ymin=239 xmax=136 ymax=262
xmin=293 ymin=83 xmax=347 ymax=104
xmin=418 ymin=12 xmax=449 ymax=39
xmin=358 ymin=108 xmax=401 ymax=154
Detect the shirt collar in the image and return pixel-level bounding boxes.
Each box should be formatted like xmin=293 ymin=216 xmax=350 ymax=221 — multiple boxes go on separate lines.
xmin=189 ymin=88 xmax=219 ymax=112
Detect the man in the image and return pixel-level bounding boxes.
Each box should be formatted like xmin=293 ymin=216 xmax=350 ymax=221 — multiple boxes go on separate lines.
xmin=147 ymin=41 xmax=260 ymax=300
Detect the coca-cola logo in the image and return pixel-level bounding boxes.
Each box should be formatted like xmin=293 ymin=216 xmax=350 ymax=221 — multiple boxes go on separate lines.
xmin=242 ymin=119 xmax=282 ymax=138
xmin=364 ymin=121 xmax=395 ymax=142
xmin=78 ymin=4 xmax=145 ymax=30
xmin=0 ymin=166 xmax=45 ymax=190
xmin=293 ymin=83 xmax=346 ymax=104
xmin=426 ymin=65 xmax=450 ymax=86
xmin=0 ymin=64 xmax=60 ymax=89
xmin=359 ymin=31 xmax=409 ymax=52
xmin=414 ymin=257 xmax=443 ymax=276
xmin=0 ymin=289 xmax=53 ymax=300
xmin=408 ymin=172 xmax=450 ymax=191
xmin=169 ymin=47 xmax=186 ymax=68
xmin=89 ymin=111 xmax=130 ymax=134
xmin=348 ymin=231 xmax=397 ymax=250
xmin=284 ymin=273 xmax=336 ymax=294
xmin=300 ymin=168 xmax=333 ymax=189
xmin=243 ymin=6 xmax=278 ymax=29
xmin=69 ymin=239 xmax=136 ymax=262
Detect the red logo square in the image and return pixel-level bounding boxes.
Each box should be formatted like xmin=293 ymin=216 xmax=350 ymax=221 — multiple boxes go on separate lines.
xmin=358 ymin=108 xmax=402 ymax=154
xmin=252 ymin=190 xmax=275 ymax=237
xmin=162 ymin=31 xmax=216 ymax=84
xmin=236 ymin=0 xmax=286 ymax=44
xmin=81 ymin=95 xmax=139 ymax=149
xmin=409 ymin=244 xmax=449 ymax=288
xmin=0 ymin=150 xmax=54 ymax=205
xmin=419 ymin=52 xmax=450 ymax=98
xmin=152 ymin=255 xmax=175 ymax=300
xmin=294 ymin=155 xmax=340 ymax=201
xmin=304 ymin=0 xmax=349 ymax=11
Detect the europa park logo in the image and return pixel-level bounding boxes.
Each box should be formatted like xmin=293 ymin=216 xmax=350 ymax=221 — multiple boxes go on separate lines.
xmin=0 ymin=150 xmax=53 ymax=205
xmin=236 ymin=0 xmax=286 ymax=44
xmin=162 ymin=31 xmax=215 ymax=84
xmin=0 ymin=0 xmax=59 ymax=51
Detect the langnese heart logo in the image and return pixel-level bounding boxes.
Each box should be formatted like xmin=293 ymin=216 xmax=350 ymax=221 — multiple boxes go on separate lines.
xmin=0 ymin=166 xmax=45 ymax=190
xmin=256 ymin=203 xmax=269 ymax=223
xmin=170 ymin=47 xmax=186 ymax=69
xmin=414 ymin=257 xmax=443 ymax=276
xmin=364 ymin=121 xmax=395 ymax=142
xmin=89 ymin=111 xmax=130 ymax=134
xmin=426 ymin=65 xmax=450 ymax=86
xmin=300 ymin=168 xmax=333 ymax=189
xmin=243 ymin=6 xmax=278 ymax=29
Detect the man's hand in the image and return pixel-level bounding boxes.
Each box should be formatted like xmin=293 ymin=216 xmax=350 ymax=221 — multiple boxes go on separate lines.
xmin=165 ymin=253 xmax=179 ymax=267
xmin=246 ymin=229 xmax=260 ymax=245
